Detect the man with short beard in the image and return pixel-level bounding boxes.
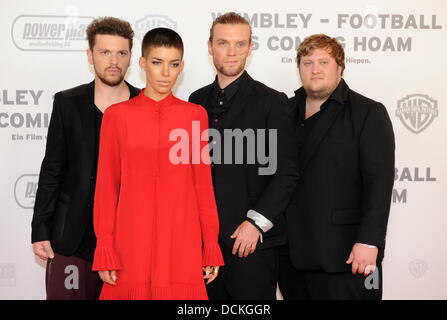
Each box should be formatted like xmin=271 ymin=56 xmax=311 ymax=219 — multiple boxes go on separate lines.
xmin=189 ymin=12 xmax=298 ymax=299
xmin=31 ymin=17 xmax=139 ymax=300
xmin=279 ymin=34 xmax=395 ymax=300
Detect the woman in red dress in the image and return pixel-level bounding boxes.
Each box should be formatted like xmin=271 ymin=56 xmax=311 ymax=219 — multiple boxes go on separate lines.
xmin=92 ymin=28 xmax=224 ymax=299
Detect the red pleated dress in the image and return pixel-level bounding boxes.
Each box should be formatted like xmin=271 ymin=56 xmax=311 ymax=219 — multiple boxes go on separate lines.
xmin=92 ymin=90 xmax=224 ymax=300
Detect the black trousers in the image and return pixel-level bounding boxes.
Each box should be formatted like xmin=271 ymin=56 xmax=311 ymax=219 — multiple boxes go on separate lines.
xmin=278 ymin=246 xmax=382 ymax=300
xmin=206 ymin=242 xmax=279 ymax=300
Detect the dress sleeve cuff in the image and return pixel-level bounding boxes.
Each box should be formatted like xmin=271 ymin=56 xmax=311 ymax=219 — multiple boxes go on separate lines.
xmin=92 ymin=239 xmax=122 ymax=271
xmin=202 ymin=242 xmax=224 ymax=267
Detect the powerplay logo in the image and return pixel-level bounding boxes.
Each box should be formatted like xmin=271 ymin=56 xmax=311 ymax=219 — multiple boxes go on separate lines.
xmin=11 ymin=15 xmax=93 ymax=51
xmin=14 ymin=174 xmax=39 ymax=209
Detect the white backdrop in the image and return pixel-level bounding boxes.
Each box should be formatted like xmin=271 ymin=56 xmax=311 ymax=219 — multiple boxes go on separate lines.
xmin=1 ymin=0 xmax=446 ymax=300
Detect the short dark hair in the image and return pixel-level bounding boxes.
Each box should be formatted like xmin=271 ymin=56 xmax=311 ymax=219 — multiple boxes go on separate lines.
xmin=141 ymin=27 xmax=184 ymax=57
xmin=86 ymin=17 xmax=134 ymax=51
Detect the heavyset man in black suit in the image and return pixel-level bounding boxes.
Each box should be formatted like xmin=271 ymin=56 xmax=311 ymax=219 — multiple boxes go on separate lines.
xmin=278 ymin=34 xmax=395 ymax=299
xmin=31 ymin=17 xmax=139 ymax=300
xmin=189 ymin=12 xmax=299 ymax=299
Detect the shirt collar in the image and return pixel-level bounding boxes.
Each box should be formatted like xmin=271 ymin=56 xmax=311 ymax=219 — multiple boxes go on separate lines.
xmin=294 ymin=78 xmax=349 ymax=111
xmin=212 ymin=70 xmax=247 ymax=101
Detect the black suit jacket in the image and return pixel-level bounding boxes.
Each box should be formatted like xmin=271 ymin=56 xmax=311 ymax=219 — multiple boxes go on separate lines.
xmin=31 ymin=80 xmax=139 ymax=256
xmin=189 ymin=72 xmax=299 ymax=250
xmin=285 ymin=79 xmax=395 ymax=272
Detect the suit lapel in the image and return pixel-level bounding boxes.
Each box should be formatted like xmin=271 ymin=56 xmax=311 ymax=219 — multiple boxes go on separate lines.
xmin=78 ymin=81 xmax=96 ymax=159
xmin=126 ymin=80 xmax=140 ymax=98
xmin=202 ymin=85 xmax=215 ymax=113
xmin=79 ymin=80 xmax=139 ymax=159
xmin=300 ymin=101 xmax=344 ymax=172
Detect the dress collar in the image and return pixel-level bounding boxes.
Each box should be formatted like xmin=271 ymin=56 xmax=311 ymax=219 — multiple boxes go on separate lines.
xmin=138 ymin=89 xmax=175 ymax=107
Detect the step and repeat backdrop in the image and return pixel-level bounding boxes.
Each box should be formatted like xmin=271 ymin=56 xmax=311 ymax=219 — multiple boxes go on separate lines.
xmin=0 ymin=0 xmax=446 ymax=299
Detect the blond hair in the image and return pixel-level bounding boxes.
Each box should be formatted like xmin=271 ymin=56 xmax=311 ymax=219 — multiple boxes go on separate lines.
xmin=209 ymin=12 xmax=252 ymax=42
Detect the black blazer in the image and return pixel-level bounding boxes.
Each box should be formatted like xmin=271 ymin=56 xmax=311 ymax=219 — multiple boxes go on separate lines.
xmin=31 ymin=81 xmax=140 ymax=256
xmin=285 ymin=79 xmax=395 ymax=273
xmin=189 ymin=72 xmax=299 ymax=250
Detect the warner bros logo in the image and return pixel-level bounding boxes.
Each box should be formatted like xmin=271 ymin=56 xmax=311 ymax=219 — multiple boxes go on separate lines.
xmin=135 ymin=15 xmax=178 ymax=42
xmin=408 ymin=259 xmax=428 ymax=278
xmin=396 ymin=94 xmax=438 ymax=134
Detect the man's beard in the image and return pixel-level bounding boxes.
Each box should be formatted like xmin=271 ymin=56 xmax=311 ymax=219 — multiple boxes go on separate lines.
xmin=305 ymin=81 xmax=340 ymax=100
xmin=95 ymin=67 xmax=124 ymax=87
xmin=217 ymin=60 xmax=245 ymax=77
xmin=305 ymin=88 xmax=332 ymax=100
